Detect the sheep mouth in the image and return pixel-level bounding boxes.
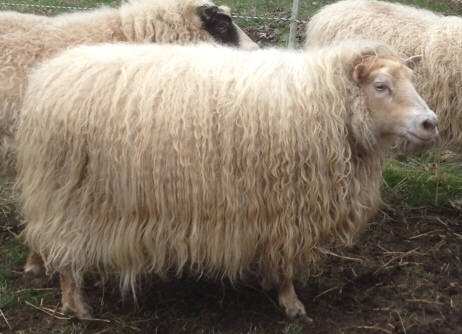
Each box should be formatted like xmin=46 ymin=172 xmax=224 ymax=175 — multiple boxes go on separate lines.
xmin=406 ymin=131 xmax=434 ymax=143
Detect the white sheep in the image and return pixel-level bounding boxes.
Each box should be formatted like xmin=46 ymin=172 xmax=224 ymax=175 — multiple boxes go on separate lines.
xmin=306 ymin=0 xmax=462 ymax=153
xmin=0 ymin=0 xmax=257 ymax=173
xmin=0 ymin=11 xmax=49 ymax=34
xmin=16 ymin=40 xmax=437 ymax=321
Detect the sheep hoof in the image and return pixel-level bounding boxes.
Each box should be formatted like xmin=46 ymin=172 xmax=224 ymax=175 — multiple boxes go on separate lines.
xmin=299 ymin=313 xmax=314 ymax=324
xmin=282 ymin=298 xmax=311 ymax=321
xmin=278 ymin=280 xmax=313 ymax=322
xmin=24 ymin=251 xmax=45 ymax=276
xmin=24 ymin=263 xmax=43 ymax=276
xmin=61 ymin=302 xmax=93 ymax=320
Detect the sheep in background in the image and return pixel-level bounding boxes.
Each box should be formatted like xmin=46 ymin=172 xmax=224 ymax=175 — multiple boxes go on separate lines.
xmin=305 ymin=0 xmax=462 ymax=153
xmin=0 ymin=0 xmax=258 ymax=173
xmin=0 ymin=11 xmax=49 ymax=34
xmin=16 ymin=40 xmax=437 ymax=320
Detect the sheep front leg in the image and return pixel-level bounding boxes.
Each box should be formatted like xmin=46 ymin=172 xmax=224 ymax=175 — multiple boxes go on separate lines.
xmin=278 ymin=280 xmax=313 ymax=322
xmin=60 ymin=269 xmax=92 ymax=319
xmin=24 ymin=250 xmax=44 ymax=275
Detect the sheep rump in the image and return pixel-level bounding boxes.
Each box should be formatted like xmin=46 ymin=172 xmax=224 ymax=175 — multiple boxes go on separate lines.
xmin=306 ymin=0 xmax=462 ymax=152
xmin=17 ymin=40 xmax=389 ymax=294
xmin=0 ymin=0 xmax=254 ymax=172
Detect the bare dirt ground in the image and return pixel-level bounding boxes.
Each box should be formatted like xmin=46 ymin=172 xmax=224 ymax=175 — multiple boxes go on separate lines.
xmin=1 ymin=199 xmax=460 ymax=334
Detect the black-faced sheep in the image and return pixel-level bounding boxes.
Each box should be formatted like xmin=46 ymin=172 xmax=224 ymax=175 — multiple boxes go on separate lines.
xmin=0 ymin=0 xmax=257 ymax=173
xmin=16 ymin=40 xmax=437 ymax=321
xmin=305 ymin=0 xmax=462 ymax=153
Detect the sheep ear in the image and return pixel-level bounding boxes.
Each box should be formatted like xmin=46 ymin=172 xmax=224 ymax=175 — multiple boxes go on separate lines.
xmin=353 ymin=64 xmax=369 ymax=84
xmin=197 ymin=5 xmax=219 ymax=23
xmin=404 ymin=55 xmax=423 ymax=70
xmin=218 ymin=5 xmax=231 ymax=16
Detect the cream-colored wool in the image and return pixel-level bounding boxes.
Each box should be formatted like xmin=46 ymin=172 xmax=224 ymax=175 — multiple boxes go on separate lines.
xmin=0 ymin=0 xmax=255 ymax=172
xmin=0 ymin=11 xmax=49 ymax=34
xmin=17 ymin=40 xmax=395 ymax=295
xmin=306 ymin=0 xmax=462 ymax=152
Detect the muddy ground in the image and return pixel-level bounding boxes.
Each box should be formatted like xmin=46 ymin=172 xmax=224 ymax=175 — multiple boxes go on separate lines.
xmin=1 ymin=199 xmax=461 ymax=334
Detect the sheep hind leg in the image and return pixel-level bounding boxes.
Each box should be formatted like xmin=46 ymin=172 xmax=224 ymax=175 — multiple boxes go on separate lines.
xmin=278 ymin=280 xmax=313 ymax=323
xmin=60 ymin=268 xmax=92 ymax=319
xmin=24 ymin=250 xmax=44 ymax=275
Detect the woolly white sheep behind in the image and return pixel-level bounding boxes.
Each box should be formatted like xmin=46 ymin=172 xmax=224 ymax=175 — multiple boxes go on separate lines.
xmin=0 ymin=11 xmax=50 ymax=34
xmin=305 ymin=0 xmax=462 ymax=153
xmin=0 ymin=0 xmax=258 ymax=173
xmin=16 ymin=40 xmax=437 ymax=321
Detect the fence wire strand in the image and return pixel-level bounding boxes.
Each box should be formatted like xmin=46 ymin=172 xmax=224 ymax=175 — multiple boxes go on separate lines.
xmin=0 ymin=1 xmax=308 ymax=24
xmin=0 ymin=2 xmax=88 ymax=11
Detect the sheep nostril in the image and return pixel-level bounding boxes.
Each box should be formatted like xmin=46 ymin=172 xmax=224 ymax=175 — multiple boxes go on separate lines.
xmin=422 ymin=119 xmax=436 ymax=132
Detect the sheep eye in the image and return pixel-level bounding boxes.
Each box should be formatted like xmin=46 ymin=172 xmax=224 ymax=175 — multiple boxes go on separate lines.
xmin=216 ymin=22 xmax=228 ymax=32
xmin=374 ymin=82 xmax=388 ymax=93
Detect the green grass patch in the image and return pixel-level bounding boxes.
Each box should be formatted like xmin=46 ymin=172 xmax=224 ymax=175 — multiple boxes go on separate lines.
xmin=214 ymin=0 xmax=330 ymax=18
xmin=19 ymin=287 xmax=54 ymax=305
xmin=0 ymin=242 xmax=27 ymax=281
xmin=0 ymin=175 xmax=15 ymax=218
xmin=389 ymin=0 xmax=462 ymax=14
xmin=0 ymin=242 xmax=27 ymax=309
xmin=383 ymin=151 xmax=462 ymax=207
xmin=281 ymin=322 xmax=304 ymax=334
xmin=0 ymin=241 xmax=54 ymax=311
xmin=0 ymin=281 xmax=15 ymax=309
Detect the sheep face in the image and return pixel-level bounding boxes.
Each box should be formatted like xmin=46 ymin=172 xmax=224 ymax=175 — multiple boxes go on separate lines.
xmin=197 ymin=5 xmax=258 ymax=50
xmin=353 ymin=55 xmax=438 ymax=145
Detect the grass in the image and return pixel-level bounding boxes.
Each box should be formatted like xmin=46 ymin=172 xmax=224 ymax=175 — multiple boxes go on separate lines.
xmin=0 ymin=175 xmax=14 ymax=217
xmin=0 ymin=242 xmax=26 ymax=281
xmin=0 ymin=281 xmax=15 ymax=310
xmin=280 ymin=323 xmax=304 ymax=334
xmin=383 ymin=150 xmax=462 ymax=207
xmin=0 ymin=241 xmax=27 ymax=310
xmin=389 ymin=0 xmax=462 ymax=14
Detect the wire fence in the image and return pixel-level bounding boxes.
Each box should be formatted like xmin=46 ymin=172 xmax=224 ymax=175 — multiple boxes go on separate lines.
xmin=0 ymin=1 xmax=308 ymax=46
xmin=0 ymin=1 xmax=308 ymax=22
xmin=0 ymin=2 xmax=87 ymax=11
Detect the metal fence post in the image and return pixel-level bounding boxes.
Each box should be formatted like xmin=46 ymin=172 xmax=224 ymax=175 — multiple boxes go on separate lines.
xmin=288 ymin=0 xmax=300 ymax=48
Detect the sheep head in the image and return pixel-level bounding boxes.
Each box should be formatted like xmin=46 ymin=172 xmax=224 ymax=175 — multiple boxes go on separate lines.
xmin=197 ymin=4 xmax=258 ymax=50
xmin=353 ymin=54 xmax=438 ymax=146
